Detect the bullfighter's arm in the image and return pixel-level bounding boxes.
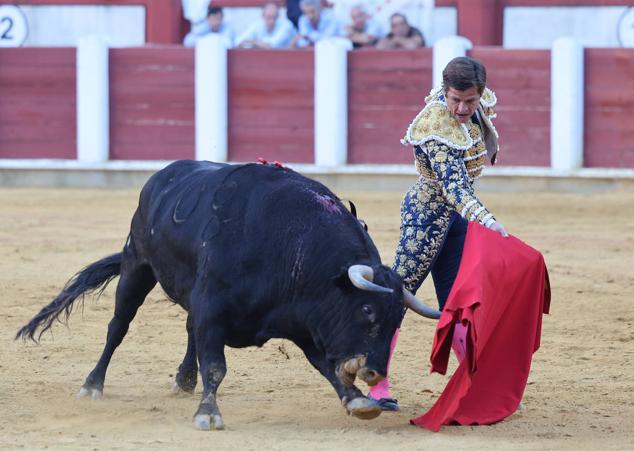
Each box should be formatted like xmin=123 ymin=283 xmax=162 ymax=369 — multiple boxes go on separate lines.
xmin=426 ymin=140 xmax=496 ymax=227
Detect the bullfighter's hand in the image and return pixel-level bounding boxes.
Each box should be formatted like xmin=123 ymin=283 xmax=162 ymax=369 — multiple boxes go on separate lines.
xmin=489 ymin=221 xmax=509 ymax=238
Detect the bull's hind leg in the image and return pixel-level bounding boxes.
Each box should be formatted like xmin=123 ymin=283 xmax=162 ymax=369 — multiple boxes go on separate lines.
xmin=172 ymin=313 xmax=198 ymax=394
xmin=79 ymin=263 xmax=156 ymax=399
xmin=191 ymin=297 xmax=227 ymax=430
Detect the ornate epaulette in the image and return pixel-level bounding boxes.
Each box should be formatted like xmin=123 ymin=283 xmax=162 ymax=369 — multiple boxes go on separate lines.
xmin=480 ymin=87 xmax=497 ymax=109
xmin=401 ymin=100 xmax=473 ymax=150
xmin=401 ymin=86 xmax=498 ymax=151
xmin=479 ymin=87 xmax=498 ymax=124
xmin=478 ymin=88 xmax=499 ymax=163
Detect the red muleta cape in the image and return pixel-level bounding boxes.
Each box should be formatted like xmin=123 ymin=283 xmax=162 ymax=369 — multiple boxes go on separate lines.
xmin=412 ymin=222 xmax=551 ymax=431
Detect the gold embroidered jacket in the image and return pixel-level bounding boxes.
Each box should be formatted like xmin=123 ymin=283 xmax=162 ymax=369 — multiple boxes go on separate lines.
xmin=400 ymin=86 xmax=499 ymax=227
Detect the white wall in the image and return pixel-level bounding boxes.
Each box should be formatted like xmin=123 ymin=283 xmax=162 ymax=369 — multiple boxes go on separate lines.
xmin=426 ymin=7 xmax=457 ymax=45
xmin=504 ymin=6 xmax=631 ymax=49
xmin=18 ymin=5 xmax=145 ymax=47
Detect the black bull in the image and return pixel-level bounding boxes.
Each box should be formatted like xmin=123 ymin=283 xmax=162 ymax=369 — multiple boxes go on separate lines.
xmin=16 ymin=160 xmax=440 ymax=430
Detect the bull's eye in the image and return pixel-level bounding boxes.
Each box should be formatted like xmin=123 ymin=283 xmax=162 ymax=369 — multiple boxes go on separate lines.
xmin=362 ymin=304 xmax=375 ymax=322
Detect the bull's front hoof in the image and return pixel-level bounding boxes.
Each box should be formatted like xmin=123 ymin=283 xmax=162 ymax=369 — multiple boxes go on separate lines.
xmin=345 ymin=397 xmax=381 ymax=420
xmin=194 ymin=414 xmax=225 ymax=431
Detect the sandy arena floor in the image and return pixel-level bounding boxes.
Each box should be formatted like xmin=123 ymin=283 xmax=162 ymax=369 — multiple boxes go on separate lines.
xmin=1 ymin=186 xmax=633 ymax=450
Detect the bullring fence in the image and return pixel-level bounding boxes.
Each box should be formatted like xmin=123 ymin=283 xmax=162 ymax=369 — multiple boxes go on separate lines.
xmin=0 ymin=36 xmax=633 ymax=173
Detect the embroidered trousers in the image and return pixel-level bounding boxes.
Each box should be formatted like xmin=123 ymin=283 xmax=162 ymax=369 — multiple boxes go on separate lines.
xmin=392 ymin=180 xmax=468 ymax=310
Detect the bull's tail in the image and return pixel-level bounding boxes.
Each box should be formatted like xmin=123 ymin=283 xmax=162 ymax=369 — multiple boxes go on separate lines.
xmin=16 ymin=253 xmax=122 ymax=342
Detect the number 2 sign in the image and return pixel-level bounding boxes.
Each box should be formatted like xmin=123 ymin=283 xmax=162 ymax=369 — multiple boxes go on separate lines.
xmin=0 ymin=5 xmax=28 ymax=47
xmin=618 ymin=7 xmax=634 ymax=48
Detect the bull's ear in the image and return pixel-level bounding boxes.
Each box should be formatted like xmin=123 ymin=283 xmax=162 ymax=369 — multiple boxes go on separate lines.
xmin=333 ymin=268 xmax=355 ymax=292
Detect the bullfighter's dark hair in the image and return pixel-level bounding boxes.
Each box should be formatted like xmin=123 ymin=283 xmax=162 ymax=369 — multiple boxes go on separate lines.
xmin=442 ymin=56 xmax=487 ymax=95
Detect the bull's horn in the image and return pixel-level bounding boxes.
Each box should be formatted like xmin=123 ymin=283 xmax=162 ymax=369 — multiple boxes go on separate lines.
xmin=347 ymin=265 xmax=393 ymax=294
xmin=403 ymin=288 xmax=441 ymax=319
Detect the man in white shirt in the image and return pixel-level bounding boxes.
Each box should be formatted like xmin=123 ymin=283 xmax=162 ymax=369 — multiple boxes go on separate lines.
xmin=342 ymin=4 xmax=384 ymax=48
xmin=183 ymin=6 xmax=235 ymax=48
xmin=237 ymin=2 xmax=296 ymax=49
xmin=290 ymin=0 xmax=340 ymax=48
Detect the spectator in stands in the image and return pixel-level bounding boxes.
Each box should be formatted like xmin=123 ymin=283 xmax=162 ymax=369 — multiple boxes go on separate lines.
xmin=289 ymin=0 xmax=340 ymax=48
xmin=376 ymin=12 xmax=425 ymax=49
xmin=342 ymin=4 xmax=383 ymax=49
xmin=237 ymin=2 xmax=296 ymax=49
xmin=183 ymin=6 xmax=234 ymax=48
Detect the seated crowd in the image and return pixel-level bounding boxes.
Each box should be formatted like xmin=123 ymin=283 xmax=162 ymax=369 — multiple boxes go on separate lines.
xmin=183 ymin=0 xmax=426 ymax=50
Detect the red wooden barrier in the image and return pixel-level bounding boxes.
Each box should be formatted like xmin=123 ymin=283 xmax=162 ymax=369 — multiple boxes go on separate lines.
xmin=470 ymin=48 xmax=551 ymax=167
xmin=347 ymin=48 xmax=433 ymax=164
xmin=227 ymin=49 xmax=314 ymax=163
xmin=109 ymin=47 xmax=195 ymax=160
xmin=0 ymin=48 xmax=76 ymax=159
xmin=3 ymin=46 xmax=634 ymax=169
xmin=584 ymin=49 xmax=634 ymax=169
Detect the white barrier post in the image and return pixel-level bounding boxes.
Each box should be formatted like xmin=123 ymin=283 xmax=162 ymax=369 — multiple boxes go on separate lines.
xmin=551 ymin=37 xmax=584 ymax=171
xmin=432 ymin=36 xmax=473 ymax=89
xmin=195 ymin=34 xmax=228 ymax=162
xmin=315 ymin=38 xmax=352 ymax=167
xmin=77 ymin=35 xmax=109 ymax=163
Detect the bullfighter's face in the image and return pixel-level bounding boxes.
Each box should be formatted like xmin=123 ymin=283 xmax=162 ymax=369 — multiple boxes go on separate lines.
xmin=445 ymin=86 xmax=481 ymax=123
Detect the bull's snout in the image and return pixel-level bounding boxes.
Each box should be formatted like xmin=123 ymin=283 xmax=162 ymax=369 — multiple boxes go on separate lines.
xmin=337 ymin=356 xmax=386 ymax=387
xmin=356 ymin=367 xmax=384 ymax=386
